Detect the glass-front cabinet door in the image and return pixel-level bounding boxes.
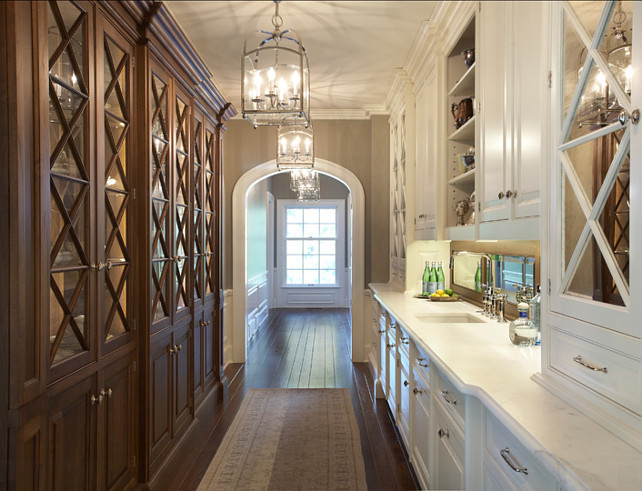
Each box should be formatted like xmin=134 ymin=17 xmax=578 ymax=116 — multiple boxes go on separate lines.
xmin=47 ymin=0 xmax=93 ymax=378
xmin=550 ymin=0 xmax=639 ymax=336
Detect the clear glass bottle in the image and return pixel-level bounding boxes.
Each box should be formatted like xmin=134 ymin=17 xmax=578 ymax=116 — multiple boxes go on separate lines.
xmin=509 ymin=302 xmax=537 ymax=347
xmin=422 ymin=261 xmax=430 ymax=296
xmin=428 ymin=262 xmax=437 ymax=294
xmin=436 ymin=261 xmax=445 ymax=291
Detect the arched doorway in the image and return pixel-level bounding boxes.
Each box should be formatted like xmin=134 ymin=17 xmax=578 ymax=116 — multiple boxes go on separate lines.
xmin=231 ymin=159 xmax=366 ymax=363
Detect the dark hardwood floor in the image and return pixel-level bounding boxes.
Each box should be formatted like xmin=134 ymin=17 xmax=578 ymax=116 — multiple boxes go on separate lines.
xmin=153 ymin=308 xmax=419 ymax=490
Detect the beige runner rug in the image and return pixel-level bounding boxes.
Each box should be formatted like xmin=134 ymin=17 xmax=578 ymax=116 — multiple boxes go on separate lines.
xmin=197 ymin=388 xmax=368 ymax=491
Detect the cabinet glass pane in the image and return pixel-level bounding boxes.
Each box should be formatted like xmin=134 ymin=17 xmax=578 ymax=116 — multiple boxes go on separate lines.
xmin=152 ymin=260 xmax=168 ymax=322
xmin=50 ymin=269 xmax=88 ymax=363
xmin=152 ymin=199 xmax=168 ymax=260
xmin=559 ymin=1 xmax=631 ymax=307
xmin=176 ymin=258 xmax=188 ymax=311
xmin=105 ymin=264 xmax=128 ymax=339
xmin=103 ymin=33 xmax=130 ymax=340
xmin=48 ymin=0 xmax=90 ymax=366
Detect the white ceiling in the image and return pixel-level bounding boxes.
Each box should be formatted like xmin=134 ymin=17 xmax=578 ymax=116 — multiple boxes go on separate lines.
xmin=165 ymin=1 xmax=437 ymax=116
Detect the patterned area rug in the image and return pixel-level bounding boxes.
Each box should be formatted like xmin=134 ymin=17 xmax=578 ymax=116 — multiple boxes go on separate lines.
xmin=197 ymin=388 xmax=368 ymax=490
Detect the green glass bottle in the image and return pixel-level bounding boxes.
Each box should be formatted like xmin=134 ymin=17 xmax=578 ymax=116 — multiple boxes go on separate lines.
xmin=436 ymin=261 xmax=445 ymax=291
xmin=428 ymin=262 xmax=437 ymax=294
xmin=422 ymin=261 xmax=430 ymax=296
xmin=474 ymin=261 xmax=482 ymax=292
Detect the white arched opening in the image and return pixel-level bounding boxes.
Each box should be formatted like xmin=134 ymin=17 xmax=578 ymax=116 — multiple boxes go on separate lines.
xmin=231 ymin=158 xmax=366 ymax=363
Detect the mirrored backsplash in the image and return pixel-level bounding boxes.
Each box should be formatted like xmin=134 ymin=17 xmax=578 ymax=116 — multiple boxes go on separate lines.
xmin=450 ymin=241 xmax=540 ymax=307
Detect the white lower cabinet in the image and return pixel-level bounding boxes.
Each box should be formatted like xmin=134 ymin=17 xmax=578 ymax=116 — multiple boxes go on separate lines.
xmin=368 ymin=296 xmax=562 ymax=490
xmin=484 ymin=409 xmax=556 ymax=490
xmin=433 ymin=397 xmax=465 ymax=490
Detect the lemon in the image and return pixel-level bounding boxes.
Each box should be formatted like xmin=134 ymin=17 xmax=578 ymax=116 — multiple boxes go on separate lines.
xmin=430 ymin=292 xmax=439 ymax=297
xmin=436 ymin=289 xmax=444 ymax=295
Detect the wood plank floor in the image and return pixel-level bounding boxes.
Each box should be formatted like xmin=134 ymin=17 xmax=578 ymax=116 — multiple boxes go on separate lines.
xmin=155 ymin=308 xmax=419 ymax=490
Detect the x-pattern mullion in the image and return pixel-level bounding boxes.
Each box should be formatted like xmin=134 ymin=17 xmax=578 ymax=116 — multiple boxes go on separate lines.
xmin=206 ymin=213 xmax=215 ymax=253
xmin=152 ymin=81 xmax=168 ymax=139
xmin=176 ymin=102 xmax=189 ymax=156
xmin=152 ymin=142 xmax=170 ymax=199
xmin=49 ymin=179 xmax=89 ymax=266
xmin=105 ymin=264 xmax=129 ymax=337
xmin=176 ymin=206 xmax=189 ymax=258
xmin=104 ymin=42 xmax=129 ymax=121
xmin=49 ymin=3 xmax=87 ymax=95
xmin=48 ymin=81 xmax=89 ymax=177
xmin=105 ymin=192 xmax=130 ymax=261
xmin=105 ymin=115 xmax=129 ymax=186
xmin=152 ymin=200 xmax=169 ymax=259
xmin=176 ymin=156 xmax=189 ymax=206
xmin=49 ymin=269 xmax=89 ymax=363
xmin=176 ymin=258 xmax=189 ymax=308
xmin=152 ymin=260 xmax=169 ymax=319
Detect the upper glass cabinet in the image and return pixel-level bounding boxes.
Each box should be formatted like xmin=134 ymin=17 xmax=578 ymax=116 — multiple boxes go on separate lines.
xmin=552 ymin=0 xmax=637 ymax=334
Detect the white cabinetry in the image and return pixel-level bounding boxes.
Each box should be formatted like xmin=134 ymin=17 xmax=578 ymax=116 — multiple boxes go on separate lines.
xmin=538 ymin=0 xmax=642 ymax=452
xmin=411 ymin=344 xmax=431 ymax=489
xmin=483 ymin=409 xmax=556 ymax=490
xmin=432 ymin=391 xmax=465 ymax=490
xmin=478 ymin=1 xmax=544 ymax=239
xmin=414 ymin=69 xmax=439 ymax=239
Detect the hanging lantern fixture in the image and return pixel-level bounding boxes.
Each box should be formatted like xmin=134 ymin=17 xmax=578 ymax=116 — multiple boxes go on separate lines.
xmin=277 ymin=124 xmax=314 ymax=171
xmin=241 ymin=0 xmax=310 ymax=128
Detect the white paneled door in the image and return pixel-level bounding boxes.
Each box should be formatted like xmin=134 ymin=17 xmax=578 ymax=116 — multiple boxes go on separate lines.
xmin=275 ymin=200 xmax=347 ymax=308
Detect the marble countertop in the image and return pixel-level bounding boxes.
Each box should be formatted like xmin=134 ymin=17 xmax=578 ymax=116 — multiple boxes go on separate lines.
xmin=370 ymin=283 xmax=642 ymax=491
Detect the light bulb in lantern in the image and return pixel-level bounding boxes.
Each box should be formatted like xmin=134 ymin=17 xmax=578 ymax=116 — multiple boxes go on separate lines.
xmin=291 ymin=70 xmax=300 ymax=97
xmin=280 ymin=137 xmax=287 ymax=156
xmin=293 ymin=135 xmax=300 ymax=154
xmin=305 ymin=137 xmax=311 ymax=155
xmin=278 ymin=77 xmax=287 ymax=103
xmin=267 ymin=67 xmax=276 ymax=94
xmin=626 ymin=65 xmax=633 ymax=93
xmin=253 ymin=73 xmax=262 ymax=100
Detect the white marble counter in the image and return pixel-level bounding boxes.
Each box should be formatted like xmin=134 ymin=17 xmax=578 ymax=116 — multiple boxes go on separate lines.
xmin=370 ymin=283 xmax=642 ymax=491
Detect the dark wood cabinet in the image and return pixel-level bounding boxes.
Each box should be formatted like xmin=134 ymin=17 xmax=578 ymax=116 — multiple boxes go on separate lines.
xmin=2 ymin=0 xmax=233 ymax=488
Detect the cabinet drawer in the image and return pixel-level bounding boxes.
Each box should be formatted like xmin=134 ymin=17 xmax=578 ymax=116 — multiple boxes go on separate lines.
xmin=413 ymin=344 xmax=431 ymax=384
xmin=550 ymin=326 xmax=642 ymax=414
xmin=435 ymin=368 xmax=466 ymax=428
xmin=412 ymin=379 xmax=431 ymax=490
xmin=485 ymin=410 xmax=555 ymax=491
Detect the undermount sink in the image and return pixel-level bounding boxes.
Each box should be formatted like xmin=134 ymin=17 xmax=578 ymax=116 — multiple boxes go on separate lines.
xmin=414 ymin=313 xmax=486 ymax=324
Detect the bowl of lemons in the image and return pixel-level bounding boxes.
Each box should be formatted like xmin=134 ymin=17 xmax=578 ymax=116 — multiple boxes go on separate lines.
xmin=429 ymin=289 xmax=460 ymax=301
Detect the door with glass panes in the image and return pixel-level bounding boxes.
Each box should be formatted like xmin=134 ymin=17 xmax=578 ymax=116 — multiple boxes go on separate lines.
xmin=276 ymin=200 xmax=347 ymax=308
xmin=549 ymin=0 xmax=639 ymax=336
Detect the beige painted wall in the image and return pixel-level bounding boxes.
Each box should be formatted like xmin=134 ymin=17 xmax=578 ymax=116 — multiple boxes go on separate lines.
xmin=222 ymin=117 xmax=390 ymax=289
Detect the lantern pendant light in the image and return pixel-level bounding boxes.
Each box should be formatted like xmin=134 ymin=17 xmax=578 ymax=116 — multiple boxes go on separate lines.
xmin=290 ymin=169 xmax=320 ymax=201
xmin=242 ymin=0 xmax=310 ymax=128
xmin=277 ymin=124 xmax=314 ymax=171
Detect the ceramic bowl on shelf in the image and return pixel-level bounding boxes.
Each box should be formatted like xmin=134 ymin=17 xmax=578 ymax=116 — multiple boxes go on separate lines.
xmin=461 ymin=48 xmax=475 ymax=67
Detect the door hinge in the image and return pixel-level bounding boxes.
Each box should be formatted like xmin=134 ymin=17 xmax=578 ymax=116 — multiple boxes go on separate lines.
xmin=132 ymin=361 xmax=137 ymax=373
xmin=132 ymin=188 xmax=136 ymax=200
xmin=477 ymin=201 xmax=481 ymax=212
xmin=132 ymin=455 xmax=136 ymax=467
xmin=132 ymin=319 xmax=136 ymax=332
xmin=548 ymin=279 xmax=551 ymax=295
xmin=548 ymin=71 xmax=552 ymax=88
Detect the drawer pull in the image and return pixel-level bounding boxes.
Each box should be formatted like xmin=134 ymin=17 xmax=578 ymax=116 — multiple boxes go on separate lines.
xmin=417 ymin=357 xmax=429 ymax=368
xmin=573 ymin=355 xmax=608 ymax=373
xmin=440 ymin=390 xmax=457 ymax=406
xmin=499 ymin=447 xmax=528 ymax=475
xmin=438 ymin=428 xmax=450 ymax=439
xmin=377 ymin=329 xmax=385 ymax=334
xmin=413 ymin=387 xmax=425 ymax=395
xmin=387 ymin=343 xmax=395 ymax=349
xmin=403 ymin=380 xmax=409 ymax=387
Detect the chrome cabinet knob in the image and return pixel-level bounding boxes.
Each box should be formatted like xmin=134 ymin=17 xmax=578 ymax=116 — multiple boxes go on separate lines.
xmin=438 ymin=428 xmax=450 ymax=439
xmin=505 ymin=190 xmax=513 ymax=199
xmin=497 ymin=191 xmax=505 ymax=199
